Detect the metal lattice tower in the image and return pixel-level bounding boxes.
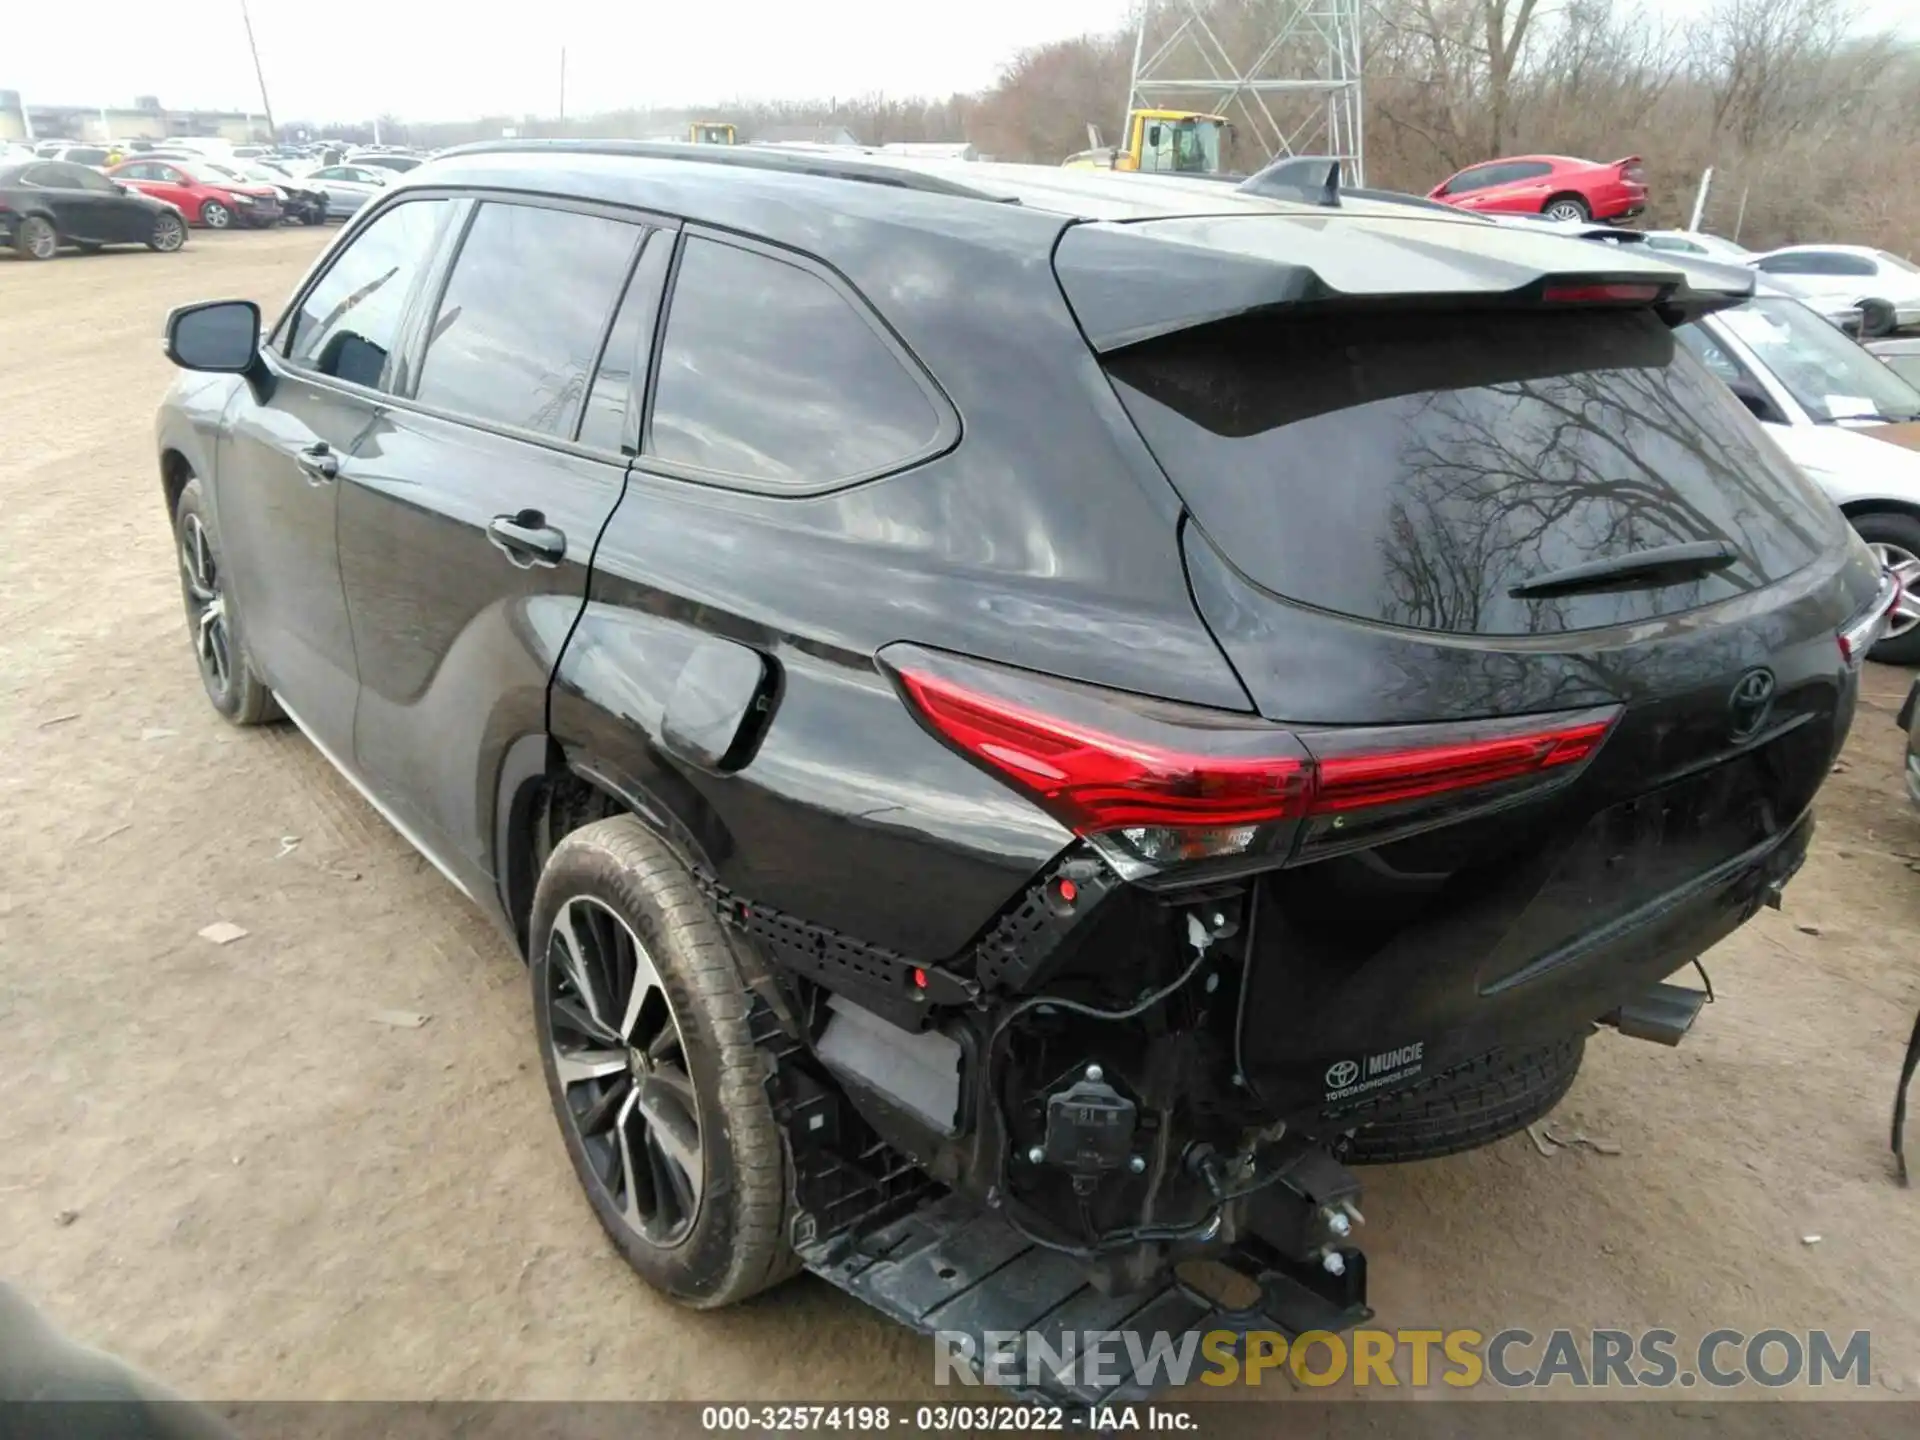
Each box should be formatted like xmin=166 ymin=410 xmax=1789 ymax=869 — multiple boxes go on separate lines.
xmin=1128 ymin=0 xmax=1365 ymax=181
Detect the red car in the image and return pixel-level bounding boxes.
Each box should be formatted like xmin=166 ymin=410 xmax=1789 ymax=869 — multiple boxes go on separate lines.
xmin=105 ymin=158 xmax=281 ymax=230
xmin=1428 ymin=154 xmax=1646 ymax=223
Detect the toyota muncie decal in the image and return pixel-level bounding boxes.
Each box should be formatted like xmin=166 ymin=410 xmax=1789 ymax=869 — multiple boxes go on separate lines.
xmin=1325 ymin=1041 xmax=1426 ymax=1102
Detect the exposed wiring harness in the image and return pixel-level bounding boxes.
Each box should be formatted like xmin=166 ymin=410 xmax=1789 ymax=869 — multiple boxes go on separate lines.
xmin=984 ymin=903 xmax=1273 ymax=1258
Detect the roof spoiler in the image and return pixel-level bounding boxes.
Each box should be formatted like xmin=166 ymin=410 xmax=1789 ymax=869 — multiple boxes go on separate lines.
xmin=1054 ymin=217 xmax=1752 ymax=353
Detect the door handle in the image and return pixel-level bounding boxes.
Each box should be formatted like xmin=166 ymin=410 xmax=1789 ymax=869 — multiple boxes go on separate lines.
xmin=487 ymin=510 xmax=566 ymax=569
xmin=295 ymin=443 xmax=339 ymax=484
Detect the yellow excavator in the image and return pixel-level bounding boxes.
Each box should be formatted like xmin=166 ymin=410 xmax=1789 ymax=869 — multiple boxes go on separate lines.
xmin=1063 ymin=109 xmax=1230 ymax=175
xmin=688 ymin=122 xmax=736 ymax=146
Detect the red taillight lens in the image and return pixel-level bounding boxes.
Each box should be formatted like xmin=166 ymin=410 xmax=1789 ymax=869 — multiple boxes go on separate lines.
xmin=896 ymin=664 xmax=1617 ymax=874
xmin=1543 ymin=283 xmax=1663 ymax=305
xmin=1314 ymin=722 xmax=1614 ymax=813
xmin=895 ymin=670 xmax=1311 ymax=833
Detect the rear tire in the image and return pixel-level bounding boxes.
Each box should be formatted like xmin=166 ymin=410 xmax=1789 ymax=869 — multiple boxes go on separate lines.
xmin=15 ymin=215 xmax=58 ymax=260
xmin=1852 ymin=510 xmax=1920 ymax=665
xmin=1542 ymin=194 xmax=1591 ymax=223
xmin=1334 ymin=1035 xmax=1585 ymax=1165
xmin=530 ymin=816 xmax=798 ymax=1309
xmin=1858 ymin=298 xmax=1898 ymax=339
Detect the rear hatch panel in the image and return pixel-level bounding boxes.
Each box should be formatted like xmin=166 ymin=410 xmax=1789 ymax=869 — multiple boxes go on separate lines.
xmin=1070 ymin=222 xmax=1878 ymax=1122
xmin=1186 ymin=510 xmax=1877 ymax=1123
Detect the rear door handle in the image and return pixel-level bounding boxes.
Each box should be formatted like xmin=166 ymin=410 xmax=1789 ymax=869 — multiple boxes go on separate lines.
xmin=295 ymin=442 xmax=339 ymax=484
xmin=487 ymin=510 xmax=566 ymax=569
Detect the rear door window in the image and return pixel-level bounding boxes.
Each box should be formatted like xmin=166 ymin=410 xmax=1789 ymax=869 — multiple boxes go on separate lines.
xmin=1106 ymin=307 xmax=1840 ymax=637
xmin=646 ymin=233 xmax=950 ymax=490
xmin=410 ymin=201 xmax=645 ymax=437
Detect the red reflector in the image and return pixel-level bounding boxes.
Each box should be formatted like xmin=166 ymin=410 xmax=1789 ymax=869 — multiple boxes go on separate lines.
xmin=896 ymin=670 xmax=1310 ymax=833
xmin=1543 ymin=283 xmax=1663 ymax=305
xmin=912 ymin=967 xmax=929 ymax=989
xmin=1056 ymin=878 xmax=1079 ymax=904
xmin=1313 ymin=722 xmax=1614 ymax=813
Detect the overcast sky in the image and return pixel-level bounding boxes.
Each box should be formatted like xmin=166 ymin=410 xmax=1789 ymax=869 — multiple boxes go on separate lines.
xmin=7 ymin=0 xmax=1137 ymax=121
xmin=6 ymin=0 xmax=1916 ymax=124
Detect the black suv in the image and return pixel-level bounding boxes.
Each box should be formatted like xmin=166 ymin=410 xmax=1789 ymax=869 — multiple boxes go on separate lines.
xmin=156 ymin=142 xmax=1894 ymax=1400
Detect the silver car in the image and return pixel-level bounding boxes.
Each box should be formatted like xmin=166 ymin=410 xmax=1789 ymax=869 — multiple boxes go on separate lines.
xmin=300 ymin=164 xmax=391 ymax=220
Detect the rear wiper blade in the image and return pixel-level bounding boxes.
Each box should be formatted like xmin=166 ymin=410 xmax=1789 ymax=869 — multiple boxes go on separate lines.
xmin=1508 ymin=540 xmax=1740 ymax=600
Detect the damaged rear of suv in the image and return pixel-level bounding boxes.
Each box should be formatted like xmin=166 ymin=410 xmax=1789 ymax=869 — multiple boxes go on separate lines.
xmin=155 ymin=144 xmax=1896 ymax=1404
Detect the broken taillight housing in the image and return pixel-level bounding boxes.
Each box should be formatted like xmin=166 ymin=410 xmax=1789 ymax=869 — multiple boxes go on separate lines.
xmin=890 ymin=651 xmax=1619 ymax=880
xmin=1838 ymin=569 xmax=1901 ymax=668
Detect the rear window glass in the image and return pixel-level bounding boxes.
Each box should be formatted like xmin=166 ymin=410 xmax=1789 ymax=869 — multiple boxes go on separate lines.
xmin=648 ymin=235 xmax=947 ymax=490
xmin=1108 ymin=308 xmax=1840 ymax=637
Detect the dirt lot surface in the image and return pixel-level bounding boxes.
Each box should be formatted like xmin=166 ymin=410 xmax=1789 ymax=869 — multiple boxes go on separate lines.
xmin=2 ymin=229 xmax=1918 ymax=1408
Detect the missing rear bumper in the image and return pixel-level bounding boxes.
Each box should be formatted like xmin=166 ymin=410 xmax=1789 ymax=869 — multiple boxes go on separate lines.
xmin=800 ymin=1191 xmax=1370 ymax=1405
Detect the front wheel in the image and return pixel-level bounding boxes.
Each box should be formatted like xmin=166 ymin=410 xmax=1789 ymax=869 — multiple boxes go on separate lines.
xmin=200 ymin=200 xmax=231 ymax=230
xmin=1854 ymin=511 xmax=1920 ymax=664
xmin=529 ymin=816 xmax=797 ymax=1309
xmin=148 ymin=211 xmax=186 ymax=253
xmin=172 ymin=477 xmax=280 ymax=725
xmin=14 ymin=215 xmax=58 ymax=260
xmin=1542 ymin=194 xmax=1592 ymax=223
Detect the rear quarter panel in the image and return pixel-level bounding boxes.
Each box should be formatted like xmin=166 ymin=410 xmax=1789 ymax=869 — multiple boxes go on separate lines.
xmin=552 ymin=198 xmax=1251 ymax=958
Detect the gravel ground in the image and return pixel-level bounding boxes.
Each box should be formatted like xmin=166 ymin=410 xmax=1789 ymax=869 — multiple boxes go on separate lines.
xmin=1 ymin=227 xmax=1916 ymax=1408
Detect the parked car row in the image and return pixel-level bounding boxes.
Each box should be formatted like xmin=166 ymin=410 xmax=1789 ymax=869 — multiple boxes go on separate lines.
xmin=1 ymin=160 xmax=187 ymax=258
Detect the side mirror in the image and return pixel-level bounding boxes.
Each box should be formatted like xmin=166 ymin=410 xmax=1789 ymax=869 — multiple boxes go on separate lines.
xmin=1147 ymin=125 xmax=1163 ymax=147
xmin=165 ymin=299 xmax=262 ymax=374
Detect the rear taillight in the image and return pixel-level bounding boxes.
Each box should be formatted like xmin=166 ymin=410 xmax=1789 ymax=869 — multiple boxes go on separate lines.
xmin=1839 ymin=569 xmax=1902 ymax=667
xmin=1312 ymin=723 xmax=1613 ymax=812
xmin=893 ymin=657 xmax=1618 ymax=878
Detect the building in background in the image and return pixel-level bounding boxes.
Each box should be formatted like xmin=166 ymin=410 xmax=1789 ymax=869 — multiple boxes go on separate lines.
xmin=0 ymin=91 xmax=269 ymax=144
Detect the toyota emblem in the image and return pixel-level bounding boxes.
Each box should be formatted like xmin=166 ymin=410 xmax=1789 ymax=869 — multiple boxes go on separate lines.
xmin=1728 ymin=668 xmax=1777 ymax=741
xmin=1325 ymin=1059 xmax=1360 ymax=1089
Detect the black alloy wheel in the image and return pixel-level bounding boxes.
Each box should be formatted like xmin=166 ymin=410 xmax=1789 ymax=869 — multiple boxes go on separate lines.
xmin=178 ymin=511 xmax=233 ymax=704
xmin=543 ymin=894 xmax=705 ymax=1248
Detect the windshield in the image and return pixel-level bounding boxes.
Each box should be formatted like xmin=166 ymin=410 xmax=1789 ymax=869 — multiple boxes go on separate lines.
xmin=1138 ymin=117 xmax=1222 ymax=175
xmin=179 ymin=161 xmax=241 ymax=185
xmin=1719 ymin=296 xmax=1920 ymax=423
xmin=1171 ymin=119 xmax=1220 ymax=174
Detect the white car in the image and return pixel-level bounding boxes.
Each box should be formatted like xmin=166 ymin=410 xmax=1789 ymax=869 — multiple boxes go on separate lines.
xmin=1643 ymin=230 xmax=1753 ymax=262
xmin=1749 ymin=245 xmax=1920 ymax=334
xmin=297 ymin=163 xmax=392 ymax=219
xmin=1676 ymin=281 xmax=1920 ymax=661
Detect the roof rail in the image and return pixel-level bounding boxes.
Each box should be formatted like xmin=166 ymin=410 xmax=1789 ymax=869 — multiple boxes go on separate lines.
xmin=431 ymin=138 xmax=1014 ymax=203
